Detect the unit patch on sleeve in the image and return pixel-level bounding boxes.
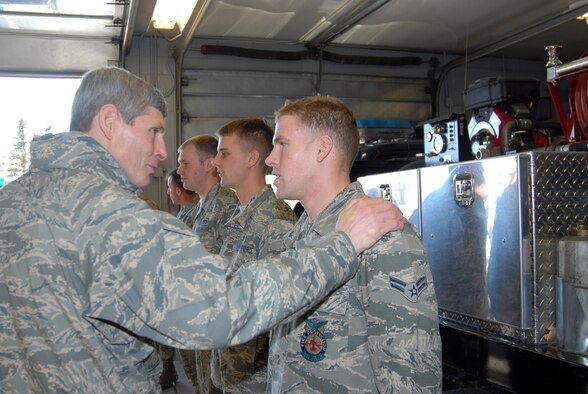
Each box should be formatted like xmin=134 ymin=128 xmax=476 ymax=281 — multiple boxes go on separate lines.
xmin=299 ymin=319 xmax=327 ymax=362
xmin=389 ymin=275 xmax=428 ymax=302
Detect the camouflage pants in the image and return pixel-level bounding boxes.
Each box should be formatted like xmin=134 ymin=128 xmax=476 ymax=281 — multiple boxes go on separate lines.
xmin=210 ymin=334 xmax=269 ymax=393
xmin=159 ymin=345 xmax=220 ymax=393
xmin=157 ymin=343 xmax=175 ymax=360
xmin=194 ymin=350 xmax=223 ymax=394
xmin=179 ymin=349 xmax=197 ymax=387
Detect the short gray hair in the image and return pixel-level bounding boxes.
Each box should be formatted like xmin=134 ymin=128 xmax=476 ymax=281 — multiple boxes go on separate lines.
xmin=70 ymin=66 xmax=167 ymax=132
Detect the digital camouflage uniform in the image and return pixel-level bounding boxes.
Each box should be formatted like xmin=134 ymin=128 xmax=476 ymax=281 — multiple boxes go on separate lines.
xmin=171 ymin=193 xmax=200 ymax=388
xmin=211 ymin=185 xmax=297 ymax=393
xmin=138 ymin=197 xmax=177 ymax=384
xmin=191 ymin=181 xmax=238 ymax=393
xmin=177 ymin=194 xmax=200 ymax=230
xmin=268 ymin=182 xmax=442 ymax=394
xmin=192 ymin=182 xmax=239 ymax=254
xmin=0 ymin=132 xmax=361 ymax=393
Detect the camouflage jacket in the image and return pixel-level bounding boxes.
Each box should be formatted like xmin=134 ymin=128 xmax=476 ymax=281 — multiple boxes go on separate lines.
xmin=177 ymin=194 xmax=200 ymax=229
xmin=190 ymin=183 xmax=237 ymax=394
xmin=193 ymin=182 xmax=238 ymax=254
xmin=212 ymin=185 xmax=297 ymax=393
xmin=219 ymin=185 xmax=297 ymax=276
xmin=268 ymin=182 xmax=442 ymax=394
xmin=0 ymin=132 xmax=360 ymax=394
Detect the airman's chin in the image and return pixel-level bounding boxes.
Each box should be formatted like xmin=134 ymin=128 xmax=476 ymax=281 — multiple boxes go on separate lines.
xmin=275 ymin=188 xmax=286 ymax=200
xmin=220 ymin=178 xmax=233 ymax=189
xmin=135 ymin=176 xmax=151 ymax=188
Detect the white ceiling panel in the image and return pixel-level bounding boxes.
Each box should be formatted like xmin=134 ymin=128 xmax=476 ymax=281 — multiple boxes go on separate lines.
xmin=181 ymin=0 xmax=588 ymax=61
xmin=330 ymin=0 xmax=586 ymax=55
xmin=2 ymin=0 xmax=588 ymax=72
xmin=194 ymin=0 xmax=350 ymax=41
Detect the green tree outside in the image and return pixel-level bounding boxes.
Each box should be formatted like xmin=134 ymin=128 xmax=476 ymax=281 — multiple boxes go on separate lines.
xmin=6 ymin=118 xmax=29 ymax=178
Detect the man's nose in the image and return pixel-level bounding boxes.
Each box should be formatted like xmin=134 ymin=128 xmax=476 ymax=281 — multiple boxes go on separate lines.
xmin=265 ymin=147 xmax=277 ymax=168
xmin=212 ymin=152 xmax=221 ymax=168
xmin=155 ymin=135 xmax=168 ymax=161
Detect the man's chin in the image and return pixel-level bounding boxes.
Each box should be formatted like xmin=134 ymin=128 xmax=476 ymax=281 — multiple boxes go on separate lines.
xmin=133 ymin=176 xmax=151 ymax=188
xmin=220 ymin=179 xmax=235 ymax=189
xmin=275 ymin=189 xmax=289 ymax=200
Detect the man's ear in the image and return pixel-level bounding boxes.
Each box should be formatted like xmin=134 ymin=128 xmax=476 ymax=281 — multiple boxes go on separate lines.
xmin=316 ymin=135 xmax=333 ymax=162
xmin=247 ymin=149 xmax=260 ymax=168
xmin=204 ymin=156 xmax=216 ymax=172
xmin=98 ymin=104 xmax=119 ymax=140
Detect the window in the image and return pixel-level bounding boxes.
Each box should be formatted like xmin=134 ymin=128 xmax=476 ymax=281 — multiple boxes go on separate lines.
xmin=0 ymin=76 xmax=81 ymax=187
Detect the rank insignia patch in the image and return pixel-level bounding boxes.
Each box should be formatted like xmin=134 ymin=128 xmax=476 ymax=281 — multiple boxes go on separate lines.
xmin=300 ymin=319 xmax=327 ymax=362
xmin=389 ymin=275 xmax=428 ymax=302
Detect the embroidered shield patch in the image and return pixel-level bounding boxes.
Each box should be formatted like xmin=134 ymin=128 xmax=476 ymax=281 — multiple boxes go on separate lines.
xmin=299 ymin=319 xmax=327 ymax=362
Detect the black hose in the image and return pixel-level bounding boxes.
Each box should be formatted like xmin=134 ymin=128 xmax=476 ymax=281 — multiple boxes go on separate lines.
xmin=199 ymin=45 xmax=422 ymax=66
xmin=500 ymin=119 xmax=533 ymax=154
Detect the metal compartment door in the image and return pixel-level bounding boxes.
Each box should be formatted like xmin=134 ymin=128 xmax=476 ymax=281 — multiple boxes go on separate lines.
xmin=420 ymin=156 xmax=530 ymax=328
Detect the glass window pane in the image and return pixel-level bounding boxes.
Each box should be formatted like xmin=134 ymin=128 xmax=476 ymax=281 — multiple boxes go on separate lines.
xmin=0 ymin=0 xmax=114 ymax=16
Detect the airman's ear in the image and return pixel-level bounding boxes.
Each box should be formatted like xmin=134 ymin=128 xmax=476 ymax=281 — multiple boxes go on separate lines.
xmin=247 ymin=149 xmax=260 ymax=167
xmin=317 ymin=135 xmax=333 ymax=162
xmin=98 ymin=104 xmax=119 ymax=140
xmin=204 ymin=156 xmax=215 ymax=172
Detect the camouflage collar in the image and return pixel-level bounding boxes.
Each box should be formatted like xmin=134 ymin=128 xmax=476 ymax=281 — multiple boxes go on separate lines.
xmin=298 ymin=182 xmax=364 ymax=237
xmin=227 ymin=185 xmax=276 ymax=227
xmin=29 ymin=131 xmax=138 ymax=194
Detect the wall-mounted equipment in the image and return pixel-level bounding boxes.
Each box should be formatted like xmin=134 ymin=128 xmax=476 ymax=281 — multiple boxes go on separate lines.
xmin=422 ymin=113 xmax=471 ymax=166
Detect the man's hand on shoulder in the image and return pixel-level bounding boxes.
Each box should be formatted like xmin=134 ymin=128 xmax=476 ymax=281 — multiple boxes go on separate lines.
xmin=336 ymin=197 xmax=406 ymax=254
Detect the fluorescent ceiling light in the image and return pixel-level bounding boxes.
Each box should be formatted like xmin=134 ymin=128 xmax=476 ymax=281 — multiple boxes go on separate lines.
xmin=151 ymin=0 xmax=199 ymax=31
xmin=577 ymin=12 xmax=588 ymax=26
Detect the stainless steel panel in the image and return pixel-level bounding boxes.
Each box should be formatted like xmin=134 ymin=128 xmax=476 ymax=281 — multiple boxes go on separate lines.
xmin=420 ymin=155 xmax=530 ymax=328
xmin=557 ymin=272 xmax=588 ymax=356
xmin=359 ymin=152 xmax=588 ymax=346
xmin=532 ymin=152 xmax=588 ymax=346
xmin=555 ymin=233 xmax=584 ymax=355
xmin=358 ymin=169 xmax=420 ymax=234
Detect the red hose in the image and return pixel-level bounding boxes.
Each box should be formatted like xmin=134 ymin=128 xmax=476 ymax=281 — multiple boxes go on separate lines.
xmin=573 ymin=71 xmax=588 ymax=140
xmin=548 ymin=81 xmax=571 ymax=141
xmin=569 ymin=51 xmax=588 ymax=141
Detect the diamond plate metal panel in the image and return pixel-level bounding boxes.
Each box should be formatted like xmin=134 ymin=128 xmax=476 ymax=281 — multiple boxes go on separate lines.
xmin=529 ymin=152 xmax=588 ymax=345
xmin=437 ymin=152 xmax=588 ymax=346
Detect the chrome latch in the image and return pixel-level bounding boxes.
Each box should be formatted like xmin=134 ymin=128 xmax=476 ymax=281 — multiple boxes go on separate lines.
xmin=453 ymin=173 xmax=475 ymax=208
